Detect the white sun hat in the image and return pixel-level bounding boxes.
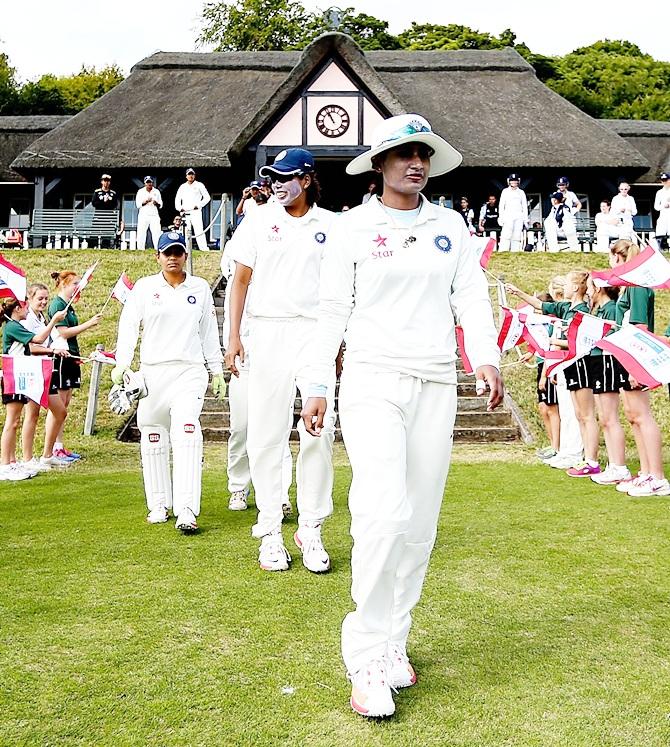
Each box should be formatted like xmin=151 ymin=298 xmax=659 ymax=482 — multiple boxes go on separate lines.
xmin=346 ymin=113 xmax=462 ymax=177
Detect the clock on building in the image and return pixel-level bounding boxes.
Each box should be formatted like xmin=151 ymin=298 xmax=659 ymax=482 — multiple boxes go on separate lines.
xmin=315 ymin=104 xmax=350 ymax=138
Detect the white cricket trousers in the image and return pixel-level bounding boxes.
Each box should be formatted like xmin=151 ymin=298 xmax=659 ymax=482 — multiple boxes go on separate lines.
xmin=246 ymin=317 xmax=335 ymax=538
xmin=186 ymin=209 xmax=209 ymax=252
xmin=137 ymin=214 xmax=161 ymax=251
xmin=499 ymin=219 xmax=524 ymax=252
xmin=338 ymin=365 xmax=457 ymax=675
xmin=227 ymin=354 xmax=293 ymax=499
xmin=545 ymin=214 xmax=579 ymax=252
xmin=555 ymin=371 xmax=583 ymax=462
xmin=137 ymin=363 xmax=208 ymax=516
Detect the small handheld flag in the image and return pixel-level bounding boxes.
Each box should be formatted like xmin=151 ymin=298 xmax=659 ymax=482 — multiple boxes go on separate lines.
xmin=0 ymin=254 xmax=27 ymax=301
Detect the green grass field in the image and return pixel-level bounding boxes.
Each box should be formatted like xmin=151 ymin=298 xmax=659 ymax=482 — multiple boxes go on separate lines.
xmin=2 ymin=445 xmax=670 ymax=746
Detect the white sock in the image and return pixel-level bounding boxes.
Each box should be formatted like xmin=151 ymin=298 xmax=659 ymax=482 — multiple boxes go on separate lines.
xmin=587 ymin=459 xmax=599 ymax=468
xmin=54 ymin=442 xmax=64 ymax=452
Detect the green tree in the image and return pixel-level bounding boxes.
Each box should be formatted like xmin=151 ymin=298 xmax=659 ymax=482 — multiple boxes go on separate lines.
xmin=302 ymin=8 xmax=401 ymax=50
xmin=397 ymin=23 xmax=506 ymax=51
xmin=0 ymin=50 xmax=19 ymax=115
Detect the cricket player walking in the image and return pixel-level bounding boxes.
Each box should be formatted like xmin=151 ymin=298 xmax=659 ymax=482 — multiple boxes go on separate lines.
xmin=301 ymin=114 xmax=503 ymax=718
xmin=135 ymin=176 xmax=163 ymax=251
xmin=224 ymin=148 xmax=336 ymax=573
xmin=175 ymin=168 xmax=211 ymax=252
xmin=498 ymin=173 xmax=528 ymax=252
xmin=112 ymin=231 xmax=225 ymax=531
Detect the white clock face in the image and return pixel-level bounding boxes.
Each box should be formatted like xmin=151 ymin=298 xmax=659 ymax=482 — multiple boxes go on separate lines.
xmin=315 ymin=104 xmax=351 ymax=138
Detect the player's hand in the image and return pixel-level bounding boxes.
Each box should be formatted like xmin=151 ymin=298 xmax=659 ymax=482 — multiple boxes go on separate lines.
xmin=87 ymin=313 xmax=103 ymax=328
xmin=301 ymin=397 xmax=327 ymax=436
xmin=475 ymin=365 xmax=504 ymax=411
xmin=224 ymin=338 xmax=245 ymax=377
xmin=51 ymin=309 xmax=67 ymax=324
xmin=211 ymin=373 xmax=226 ymax=401
xmin=505 ymin=283 xmax=521 ymax=296
xmin=111 ymin=365 xmax=129 ymax=385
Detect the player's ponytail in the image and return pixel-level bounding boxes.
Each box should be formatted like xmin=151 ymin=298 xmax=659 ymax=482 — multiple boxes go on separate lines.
xmin=51 ymin=270 xmax=77 ymax=289
xmin=0 ymin=298 xmax=21 ymax=325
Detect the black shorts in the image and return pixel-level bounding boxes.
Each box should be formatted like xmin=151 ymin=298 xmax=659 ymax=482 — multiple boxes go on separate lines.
xmin=54 ymin=356 xmax=81 ymax=390
xmin=588 ymin=354 xmax=631 ymax=394
xmin=537 ymin=362 xmax=558 ymax=406
xmin=1 ymin=380 xmax=28 ymax=405
xmin=564 ymin=358 xmax=591 ymax=391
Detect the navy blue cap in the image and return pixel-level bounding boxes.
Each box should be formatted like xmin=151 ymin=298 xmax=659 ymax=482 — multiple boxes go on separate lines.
xmin=186 ymin=168 xmax=195 ymax=175
xmin=507 ymin=172 xmax=520 ymax=181
xmin=249 ymin=180 xmax=263 ymax=189
xmin=157 ymin=231 xmax=186 ymax=253
xmin=550 ymin=191 xmax=564 ymax=202
xmin=556 ymin=176 xmax=570 ymax=186
xmin=143 ymin=175 xmax=153 ymax=184
xmin=661 ymin=172 xmax=670 ymax=181
xmin=259 ymin=148 xmax=315 ymax=178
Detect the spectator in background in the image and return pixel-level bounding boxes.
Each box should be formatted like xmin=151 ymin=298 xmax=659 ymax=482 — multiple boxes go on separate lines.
xmin=168 ymin=214 xmax=183 ymax=233
xmin=458 ymin=196 xmax=476 ymax=234
xmin=91 ymin=173 xmax=124 ymax=248
xmin=236 ymin=181 xmax=263 ymax=221
xmin=175 ymin=168 xmax=211 ymax=252
xmin=498 ymin=173 xmax=528 ymax=252
xmin=610 ymin=182 xmax=637 ymax=241
xmin=135 ymin=176 xmax=162 ymax=251
xmin=361 ymin=181 xmax=377 ymax=204
xmin=555 ymin=176 xmax=582 ymax=214
xmin=545 ymin=190 xmax=579 ymax=252
xmin=653 ymin=171 xmax=670 ymax=250
xmin=594 ymin=200 xmax=620 ymax=253
xmin=478 ymin=194 xmax=499 ymax=236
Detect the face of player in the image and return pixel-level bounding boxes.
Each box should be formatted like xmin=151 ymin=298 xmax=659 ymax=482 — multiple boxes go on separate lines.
xmin=145 ymin=182 xmax=154 ymax=191
xmin=508 ymin=179 xmax=519 ymax=189
xmin=600 ymin=202 xmax=610 ymax=213
xmin=618 ymin=183 xmax=630 ymax=195
xmin=29 ymin=288 xmax=49 ymax=313
xmin=379 ymin=143 xmax=431 ymax=199
xmin=487 ymin=196 xmax=496 ymax=206
xmin=101 ymin=178 xmax=111 ymax=191
xmin=272 ymin=174 xmax=308 ymax=207
xmin=63 ymin=277 xmax=80 ymax=301
xmin=460 ymin=198 xmax=468 ymax=209
xmin=11 ymin=302 xmax=28 ymax=320
xmin=187 ymin=173 xmax=195 ymax=183
xmin=158 ymin=248 xmax=187 ymax=274
xmin=557 ymin=183 xmax=567 ymax=192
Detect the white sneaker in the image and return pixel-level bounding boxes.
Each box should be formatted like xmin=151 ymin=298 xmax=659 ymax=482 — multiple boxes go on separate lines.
xmin=546 ymin=454 xmax=581 ymax=469
xmin=17 ymin=461 xmax=38 ymax=478
xmin=628 ymin=477 xmax=670 ymax=497
xmin=616 ymin=473 xmax=647 ymax=494
xmin=147 ymin=507 xmax=169 ymax=524
xmin=23 ymin=457 xmax=51 ymax=473
xmin=294 ymin=525 xmax=330 ymax=573
xmin=0 ymin=463 xmax=31 ymax=481
xmin=228 ymin=489 xmax=248 ymax=511
xmin=349 ymin=659 xmax=396 ymax=718
xmin=175 ymin=507 xmax=198 ymax=533
xmin=258 ymin=531 xmax=291 ymax=571
xmin=591 ymin=464 xmax=631 ymax=485
xmin=39 ymin=455 xmax=70 ymax=469
xmin=387 ymin=643 xmax=417 ymax=689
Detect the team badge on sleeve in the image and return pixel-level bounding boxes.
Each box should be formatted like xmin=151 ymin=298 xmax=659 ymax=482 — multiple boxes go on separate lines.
xmin=314 ymin=232 xmax=326 ymax=244
xmin=434 ymin=235 xmax=452 ymax=253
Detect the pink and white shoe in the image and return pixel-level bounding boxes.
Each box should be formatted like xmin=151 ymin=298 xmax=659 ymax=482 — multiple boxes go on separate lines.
xmin=627 ymin=477 xmax=670 ymax=497
xmin=616 ymin=473 xmax=646 ymax=494
xmin=591 ymin=465 xmax=631 ymax=485
xmin=349 ymin=659 xmax=396 ymax=718
xmin=387 ymin=643 xmax=417 ymax=689
xmin=566 ymin=462 xmax=601 ymax=478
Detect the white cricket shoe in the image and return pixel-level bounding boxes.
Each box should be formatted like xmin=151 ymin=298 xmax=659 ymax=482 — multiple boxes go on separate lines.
xmin=591 ymin=464 xmax=631 ymax=486
xmin=39 ymin=454 xmax=71 ymax=469
xmin=258 ymin=531 xmax=291 ymax=571
xmin=17 ymin=461 xmax=39 ymax=478
xmin=228 ymin=489 xmax=248 ymax=511
xmin=349 ymin=659 xmax=396 ymax=718
xmin=545 ymin=453 xmax=580 ymax=469
xmin=616 ymin=473 xmax=647 ymax=494
xmin=0 ymin=463 xmax=31 ymax=481
xmin=175 ymin=507 xmax=198 ymax=533
xmin=23 ymin=457 xmax=51 ymax=473
xmin=387 ymin=643 xmax=417 ymax=689
xmin=147 ymin=507 xmax=169 ymax=524
xmin=294 ymin=524 xmax=330 ymax=573
xmin=627 ymin=477 xmax=670 ymax=497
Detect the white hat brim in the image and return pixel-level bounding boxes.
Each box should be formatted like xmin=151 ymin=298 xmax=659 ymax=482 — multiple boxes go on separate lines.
xmin=345 ymin=132 xmax=462 ymax=177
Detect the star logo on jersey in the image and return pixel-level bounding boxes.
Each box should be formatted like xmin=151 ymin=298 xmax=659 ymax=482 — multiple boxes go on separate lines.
xmin=373 ymin=234 xmax=387 ymax=248
xmin=271 ymin=225 xmax=279 ymax=233
xmin=434 ymin=235 xmax=452 ymax=253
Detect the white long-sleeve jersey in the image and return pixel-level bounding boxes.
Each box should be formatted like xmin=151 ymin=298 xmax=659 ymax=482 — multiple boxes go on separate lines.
xmin=135 ymin=187 xmax=163 ymax=217
xmin=309 ymin=195 xmax=500 ymax=387
xmin=220 ymin=247 xmax=249 ymax=347
xmin=226 ymin=201 xmax=336 ymax=320
xmin=654 ymin=186 xmax=670 ymax=213
xmin=115 ymin=271 xmax=223 ymax=373
xmin=610 ymin=194 xmax=637 ymax=221
xmin=560 ymin=189 xmax=581 ymax=214
xmin=498 ymin=186 xmax=528 ymax=225
xmin=175 ymin=181 xmax=211 ymax=212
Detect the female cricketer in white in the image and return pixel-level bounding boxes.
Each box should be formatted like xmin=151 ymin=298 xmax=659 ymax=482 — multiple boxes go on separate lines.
xmin=112 ymin=231 xmax=225 ymax=531
xmin=224 ymin=148 xmax=336 ymax=573
xmin=301 ymin=114 xmax=503 ymax=718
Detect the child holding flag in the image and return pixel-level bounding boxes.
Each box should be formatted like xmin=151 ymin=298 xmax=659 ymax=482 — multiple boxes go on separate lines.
xmin=1 ymin=297 xmax=67 ymax=480
xmin=48 ymin=270 xmax=102 ymax=461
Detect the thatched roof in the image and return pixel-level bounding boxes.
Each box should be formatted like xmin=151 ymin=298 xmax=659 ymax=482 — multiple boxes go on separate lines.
xmin=11 ymin=34 xmax=648 ymax=173
xmin=601 ymin=119 xmax=670 ymax=183
xmin=0 ymin=116 xmax=70 ymax=181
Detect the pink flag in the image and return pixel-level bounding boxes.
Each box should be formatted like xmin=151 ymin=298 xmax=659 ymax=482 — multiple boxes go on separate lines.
xmin=545 ymin=312 xmax=615 ymax=377
xmin=470 ymin=236 xmax=496 ymax=269
xmin=597 ymin=325 xmax=670 ymax=388
xmin=111 ymin=272 xmax=134 ymax=305
xmin=455 ymin=325 xmax=473 ymax=374
xmin=1 ymin=355 xmax=53 ymax=407
xmin=0 ymin=254 xmax=27 ymax=301
xmin=591 ymin=244 xmax=670 ymax=289
xmin=89 ymin=349 xmax=116 ymax=365
xmin=497 ymin=307 xmax=525 ymax=352
xmin=71 ymin=261 xmax=99 ymax=301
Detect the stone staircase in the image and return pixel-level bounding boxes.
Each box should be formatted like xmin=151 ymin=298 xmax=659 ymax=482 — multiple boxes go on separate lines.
xmin=118 ymin=276 xmax=526 ymax=444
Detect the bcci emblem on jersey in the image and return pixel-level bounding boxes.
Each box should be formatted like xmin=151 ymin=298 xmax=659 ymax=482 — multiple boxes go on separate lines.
xmin=314 ymin=232 xmax=326 ymax=244
xmin=434 ymin=235 xmax=452 ymax=253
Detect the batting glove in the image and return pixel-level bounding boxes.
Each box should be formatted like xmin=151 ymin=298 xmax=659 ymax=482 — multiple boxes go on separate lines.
xmin=211 ymin=373 xmax=226 ymax=401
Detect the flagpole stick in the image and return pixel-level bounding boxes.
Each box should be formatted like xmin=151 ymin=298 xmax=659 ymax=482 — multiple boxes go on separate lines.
xmin=62 ymin=260 xmax=101 ymax=314
xmin=98 ymin=289 xmax=114 ymax=316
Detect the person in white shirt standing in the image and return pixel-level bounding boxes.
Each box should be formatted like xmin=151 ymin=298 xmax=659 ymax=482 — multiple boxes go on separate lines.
xmin=545 ymin=176 xmax=581 ymax=252
xmin=112 ymin=231 xmax=225 ymax=532
xmin=610 ymin=181 xmax=637 ymax=240
xmin=224 ymin=148 xmax=336 ymax=574
xmin=135 ymin=176 xmax=163 ymax=250
xmin=175 ymin=168 xmax=211 ymax=252
xmin=301 ymin=114 xmax=503 ymax=719
xmin=594 ymin=199 xmax=621 ymax=253
xmin=653 ymin=171 xmax=670 ymax=250
xmin=498 ymin=173 xmax=528 ymax=252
